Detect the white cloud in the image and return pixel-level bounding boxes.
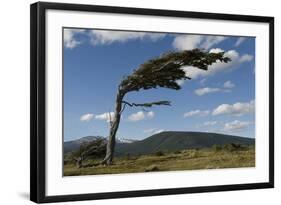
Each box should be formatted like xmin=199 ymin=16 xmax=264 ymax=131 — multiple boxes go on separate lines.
xmin=128 ymin=111 xmax=145 ymax=122
xmin=194 ymin=87 xmax=222 ymax=96
xmin=222 ymin=120 xmax=252 ymax=132
xmin=176 ymin=79 xmax=185 ymax=86
xmin=204 ymin=121 xmax=217 ymax=126
xmin=172 ymin=35 xmax=227 ymax=50
xmin=235 ymin=37 xmax=246 ymax=47
xmin=183 ymin=109 xmax=210 ymax=117
xmin=239 ymin=54 xmax=254 ymax=63
xmin=64 ymin=29 xmax=85 ymax=49
xmin=128 ymin=111 xmax=154 ymax=122
xmin=212 ymin=100 xmax=255 ymax=116
xmin=201 ymin=36 xmax=227 ymax=50
xmin=89 ymin=30 xmax=165 ymax=45
xmin=209 ymin=48 xmax=224 ymax=53
xmin=80 ymin=113 xmax=94 ymax=122
xmin=147 ymin=111 xmax=155 ymax=118
xmin=95 ymin=112 xmax=115 ymax=122
xmin=223 ymin=80 xmax=235 ymax=88
xmin=181 ymin=49 xmax=253 ymax=79
xmin=172 ymin=35 xmax=203 ymax=50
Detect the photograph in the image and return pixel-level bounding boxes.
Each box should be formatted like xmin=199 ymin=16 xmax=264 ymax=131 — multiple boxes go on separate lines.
xmin=63 ymin=28 xmax=256 ymax=176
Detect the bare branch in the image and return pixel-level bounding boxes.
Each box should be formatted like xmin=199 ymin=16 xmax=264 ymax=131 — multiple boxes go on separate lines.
xmin=122 ymin=100 xmax=171 ymax=108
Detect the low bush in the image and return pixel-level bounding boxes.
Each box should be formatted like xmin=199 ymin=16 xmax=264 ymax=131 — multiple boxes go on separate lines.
xmin=154 ymin=151 xmax=165 ymax=156
xmin=212 ymin=144 xmax=222 ymax=152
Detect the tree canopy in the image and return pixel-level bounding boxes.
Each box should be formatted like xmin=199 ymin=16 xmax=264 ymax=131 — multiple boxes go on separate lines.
xmin=119 ymin=49 xmax=230 ymax=94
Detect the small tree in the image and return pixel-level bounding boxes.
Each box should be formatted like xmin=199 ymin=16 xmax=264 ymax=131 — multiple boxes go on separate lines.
xmin=72 ymin=138 xmax=106 ymax=168
xmin=102 ymin=49 xmax=231 ymax=165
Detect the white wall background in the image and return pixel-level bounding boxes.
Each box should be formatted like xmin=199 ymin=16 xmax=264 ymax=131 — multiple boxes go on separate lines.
xmin=0 ymin=0 xmax=278 ymax=204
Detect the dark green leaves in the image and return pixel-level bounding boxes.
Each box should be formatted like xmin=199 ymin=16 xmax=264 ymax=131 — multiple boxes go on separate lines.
xmin=119 ymin=49 xmax=231 ymax=93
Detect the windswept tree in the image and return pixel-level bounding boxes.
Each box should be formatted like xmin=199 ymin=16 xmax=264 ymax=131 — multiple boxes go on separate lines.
xmin=72 ymin=138 xmax=106 ymax=168
xmin=102 ymin=49 xmax=231 ymax=165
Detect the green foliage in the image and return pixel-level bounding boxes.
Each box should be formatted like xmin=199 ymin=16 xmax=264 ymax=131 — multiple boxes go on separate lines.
xmin=71 ymin=138 xmax=107 ymax=160
xmin=119 ymin=49 xmax=231 ymax=93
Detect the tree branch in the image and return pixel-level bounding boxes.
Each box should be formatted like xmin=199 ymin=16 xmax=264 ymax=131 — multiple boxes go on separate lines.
xmin=121 ymin=100 xmax=171 ymax=108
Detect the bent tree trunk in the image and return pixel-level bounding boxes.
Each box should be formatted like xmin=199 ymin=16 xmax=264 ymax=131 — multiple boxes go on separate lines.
xmin=102 ymin=89 xmax=124 ymax=165
xmin=75 ymin=157 xmax=83 ymax=168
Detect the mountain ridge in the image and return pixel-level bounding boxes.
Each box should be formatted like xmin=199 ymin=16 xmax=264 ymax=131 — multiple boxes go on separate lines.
xmin=64 ymin=131 xmax=255 ymax=156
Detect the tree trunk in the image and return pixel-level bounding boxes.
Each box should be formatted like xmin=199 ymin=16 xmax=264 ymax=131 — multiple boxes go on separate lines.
xmin=76 ymin=157 xmax=83 ymax=168
xmin=102 ymin=89 xmax=124 ymax=165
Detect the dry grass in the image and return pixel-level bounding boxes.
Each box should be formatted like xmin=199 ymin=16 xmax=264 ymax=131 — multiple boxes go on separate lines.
xmin=64 ymin=146 xmax=255 ymax=176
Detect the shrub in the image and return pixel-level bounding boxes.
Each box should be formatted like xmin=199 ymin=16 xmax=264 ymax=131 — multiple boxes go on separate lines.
xmin=223 ymin=143 xmax=243 ymax=152
xmin=154 ymin=151 xmax=164 ymax=156
xmin=212 ymin=144 xmax=222 ymax=152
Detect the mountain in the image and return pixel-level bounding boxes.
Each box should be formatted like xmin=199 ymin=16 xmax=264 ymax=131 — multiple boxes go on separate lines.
xmin=116 ymin=138 xmax=139 ymax=144
xmin=114 ymin=131 xmax=255 ymax=156
xmin=64 ymin=136 xmax=138 ymax=153
xmin=64 ymin=136 xmax=104 ymax=153
xmin=64 ymin=131 xmax=255 ymax=155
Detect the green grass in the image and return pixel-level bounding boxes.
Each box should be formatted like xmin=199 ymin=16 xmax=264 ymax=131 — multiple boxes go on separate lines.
xmin=64 ymin=146 xmax=255 ymax=176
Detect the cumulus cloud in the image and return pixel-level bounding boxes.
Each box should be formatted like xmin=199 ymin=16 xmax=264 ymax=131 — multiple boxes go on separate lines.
xmin=239 ymin=54 xmax=254 ymax=63
xmin=172 ymin=35 xmax=227 ymax=50
xmin=194 ymin=87 xmax=222 ymax=96
xmin=95 ymin=112 xmax=115 ymax=122
xmin=64 ymin=29 xmax=165 ymax=48
xmin=128 ymin=111 xmax=154 ymax=122
xmin=172 ymin=35 xmax=203 ymax=50
xmin=234 ymin=37 xmax=246 ymax=47
xmin=223 ymin=80 xmax=235 ymax=88
xmin=181 ymin=49 xmax=253 ymax=79
xmin=176 ymin=79 xmax=185 ymax=86
xmin=212 ymin=100 xmax=255 ymax=116
xmin=222 ymin=120 xmax=252 ymax=132
xmin=64 ymin=29 xmax=85 ymax=49
xmin=80 ymin=113 xmax=94 ymax=122
xmin=89 ymin=30 xmax=165 ymax=45
xmin=183 ymin=110 xmax=210 ymax=117
xmin=147 ymin=111 xmax=155 ymax=118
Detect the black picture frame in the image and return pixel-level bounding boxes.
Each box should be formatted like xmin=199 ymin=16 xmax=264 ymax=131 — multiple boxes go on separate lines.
xmin=30 ymin=1 xmax=274 ymax=203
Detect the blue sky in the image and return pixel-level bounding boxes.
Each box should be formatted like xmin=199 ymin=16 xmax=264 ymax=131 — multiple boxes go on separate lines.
xmin=63 ymin=28 xmax=255 ymax=142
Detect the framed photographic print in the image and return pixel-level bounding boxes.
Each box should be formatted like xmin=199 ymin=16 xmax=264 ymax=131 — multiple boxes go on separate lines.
xmin=30 ymin=1 xmax=274 ymax=203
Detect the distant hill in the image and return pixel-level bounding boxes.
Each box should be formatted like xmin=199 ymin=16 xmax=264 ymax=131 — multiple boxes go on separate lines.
xmin=114 ymin=131 xmax=255 ymax=156
xmin=64 ymin=136 xmax=138 ymax=154
xmin=64 ymin=131 xmax=255 ymax=156
xmin=64 ymin=136 xmax=104 ymax=153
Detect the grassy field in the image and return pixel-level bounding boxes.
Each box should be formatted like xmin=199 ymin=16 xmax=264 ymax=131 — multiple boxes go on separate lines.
xmin=64 ymin=146 xmax=255 ymax=176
